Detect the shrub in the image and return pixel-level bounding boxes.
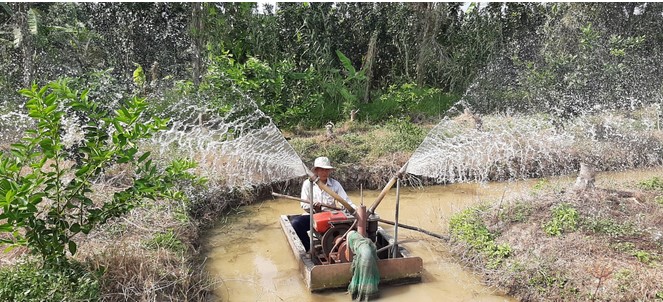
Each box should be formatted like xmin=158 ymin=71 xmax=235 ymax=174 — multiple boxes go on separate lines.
xmin=0 ymin=80 xmax=198 ymax=268
xmin=449 ymin=206 xmax=512 ymax=268
xmin=543 ymin=203 xmax=579 ymax=236
xmin=383 ymin=119 xmax=426 ymax=152
xmin=639 ymin=176 xmax=663 ymax=190
xmin=0 ymin=259 xmax=100 ymax=302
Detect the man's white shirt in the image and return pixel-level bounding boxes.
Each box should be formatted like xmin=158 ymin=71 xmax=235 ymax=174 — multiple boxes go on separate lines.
xmin=300 ymin=178 xmax=355 ymax=212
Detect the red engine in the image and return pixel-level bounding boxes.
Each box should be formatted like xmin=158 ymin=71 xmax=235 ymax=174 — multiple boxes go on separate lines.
xmin=311 ymin=211 xmax=355 ymax=264
xmin=312 ymin=211 xmax=351 ymax=233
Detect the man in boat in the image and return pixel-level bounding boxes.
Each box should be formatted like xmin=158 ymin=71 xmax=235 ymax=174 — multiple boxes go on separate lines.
xmin=291 ymin=156 xmax=357 ymax=251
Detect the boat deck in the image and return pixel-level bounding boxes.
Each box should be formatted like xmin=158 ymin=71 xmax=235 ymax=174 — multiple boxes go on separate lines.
xmin=279 ymin=214 xmax=423 ymax=291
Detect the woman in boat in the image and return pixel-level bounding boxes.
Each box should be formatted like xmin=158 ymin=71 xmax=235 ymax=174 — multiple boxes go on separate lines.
xmin=291 ymin=156 xmax=356 ymax=251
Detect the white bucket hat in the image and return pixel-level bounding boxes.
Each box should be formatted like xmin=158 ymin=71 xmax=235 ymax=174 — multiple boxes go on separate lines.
xmin=313 ymin=157 xmax=335 ymax=170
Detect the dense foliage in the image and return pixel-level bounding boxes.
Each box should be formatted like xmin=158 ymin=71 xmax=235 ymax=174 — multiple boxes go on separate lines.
xmin=2 ymin=3 xmax=660 ymax=129
xmin=0 ymin=3 xmax=662 ymax=300
xmin=0 ymin=259 xmax=100 ymax=301
xmin=0 ymin=80 xmax=198 ymax=268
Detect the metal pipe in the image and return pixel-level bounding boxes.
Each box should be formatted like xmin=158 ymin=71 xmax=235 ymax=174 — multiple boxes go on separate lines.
xmin=309 ymin=176 xmax=315 ymax=257
xmin=357 ymin=205 xmax=367 ymax=237
xmin=392 ymin=178 xmax=400 ymax=258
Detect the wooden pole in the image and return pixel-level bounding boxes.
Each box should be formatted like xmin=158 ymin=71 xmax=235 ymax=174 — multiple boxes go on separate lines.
xmin=392 ymin=178 xmax=400 ymax=258
xmin=305 ymin=170 xmax=355 ymax=214
xmin=377 ymin=218 xmax=448 ymax=241
xmin=271 ymin=192 xmax=343 ymax=211
xmin=309 ymin=177 xmax=315 ymax=256
xmin=368 ymin=162 xmax=408 ymax=214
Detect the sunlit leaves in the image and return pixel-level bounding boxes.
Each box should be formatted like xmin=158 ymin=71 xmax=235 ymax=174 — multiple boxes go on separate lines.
xmin=0 ymin=80 xmax=199 ymax=269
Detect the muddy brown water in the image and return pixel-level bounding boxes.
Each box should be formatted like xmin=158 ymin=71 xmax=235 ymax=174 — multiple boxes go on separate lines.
xmin=203 ymin=168 xmax=662 ymax=302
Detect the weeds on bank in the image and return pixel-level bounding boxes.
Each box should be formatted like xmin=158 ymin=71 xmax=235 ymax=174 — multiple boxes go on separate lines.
xmin=638 ymin=176 xmax=663 ymax=190
xmin=543 ymin=203 xmax=579 ymax=236
xmin=639 ymin=176 xmax=663 ymax=207
xmin=0 ymin=258 xmax=100 ymax=302
xmin=144 ymin=229 xmax=187 ymax=255
xmin=289 ymin=119 xmax=426 ymax=166
xmin=449 ymin=206 xmax=512 ymax=269
xmin=448 ymin=176 xmax=663 ymax=301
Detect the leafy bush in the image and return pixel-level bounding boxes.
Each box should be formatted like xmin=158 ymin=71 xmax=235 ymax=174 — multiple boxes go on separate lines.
xmin=0 ymin=259 xmax=100 ymax=302
xmin=543 ymin=203 xmax=579 ymax=236
xmin=0 ymin=80 xmax=198 ymax=268
xmin=582 ymin=218 xmax=640 ymax=238
xmin=639 ymin=176 xmax=663 ymax=190
xmin=384 ymin=119 xmax=426 ymax=151
xmin=201 ymin=51 xmax=335 ymax=129
xmin=370 ymin=83 xmax=456 ymax=121
xmin=631 ymin=250 xmax=656 ymax=264
xmin=360 ymin=96 xmax=401 ymax=122
xmin=449 ymin=206 xmax=512 ymax=268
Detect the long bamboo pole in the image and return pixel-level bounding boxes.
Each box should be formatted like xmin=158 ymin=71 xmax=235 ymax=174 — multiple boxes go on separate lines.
xmin=368 ymin=162 xmax=409 ymax=214
xmin=305 ymin=170 xmax=355 ymax=214
xmin=377 ymin=218 xmax=448 ymax=241
xmin=309 ymin=176 xmax=315 ymax=256
xmin=392 ymin=178 xmax=400 ymax=258
xmin=271 ymin=192 xmax=343 ymax=211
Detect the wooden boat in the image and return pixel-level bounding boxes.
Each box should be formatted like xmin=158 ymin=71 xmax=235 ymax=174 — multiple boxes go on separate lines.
xmin=279 ymin=214 xmax=423 ymax=291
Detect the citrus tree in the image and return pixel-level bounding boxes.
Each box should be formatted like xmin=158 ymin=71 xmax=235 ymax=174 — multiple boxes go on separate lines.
xmin=0 ymin=80 xmax=197 ymax=268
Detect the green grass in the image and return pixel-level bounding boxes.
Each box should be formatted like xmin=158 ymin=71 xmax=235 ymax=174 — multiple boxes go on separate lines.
xmin=639 ymin=176 xmax=663 ymax=190
xmin=144 ymin=229 xmax=187 ymax=254
xmin=582 ymin=217 xmax=640 ymax=238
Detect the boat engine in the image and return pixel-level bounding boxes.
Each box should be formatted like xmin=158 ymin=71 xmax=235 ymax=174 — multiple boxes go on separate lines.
xmin=312 ymin=211 xmax=380 ymax=264
xmin=312 ymin=211 xmax=354 ymax=263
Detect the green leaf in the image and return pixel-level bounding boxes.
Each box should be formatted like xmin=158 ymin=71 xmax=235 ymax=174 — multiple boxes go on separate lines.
xmin=70 ymin=223 xmax=80 ymax=233
xmin=112 ymin=120 xmax=125 ymax=133
xmin=5 ymin=190 xmax=15 ymax=203
xmin=27 ymin=8 xmax=39 ymax=35
xmin=44 ymin=103 xmax=58 ymax=114
xmin=28 ymin=193 xmax=44 ymax=204
xmin=68 ymin=240 xmax=77 ymax=255
xmin=0 ymin=223 xmax=13 ymax=232
xmin=137 ymin=151 xmax=151 ymax=163
xmin=133 ymin=63 xmax=145 ymax=87
xmin=74 ymin=165 xmax=90 ymax=177
xmin=39 ymin=138 xmax=54 ymax=157
xmin=335 ymin=50 xmax=356 ymax=77
xmin=44 ymin=93 xmax=57 ymax=106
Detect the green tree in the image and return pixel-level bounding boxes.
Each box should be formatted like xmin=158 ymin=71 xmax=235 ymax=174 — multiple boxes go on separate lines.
xmin=0 ymin=80 xmax=198 ymax=268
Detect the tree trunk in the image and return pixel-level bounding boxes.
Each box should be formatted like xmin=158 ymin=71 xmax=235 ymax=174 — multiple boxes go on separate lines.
xmin=415 ymin=3 xmax=435 ymax=86
xmin=16 ymin=3 xmax=35 ymax=87
xmin=574 ymin=162 xmax=596 ymax=192
xmin=191 ymin=3 xmax=204 ymax=87
xmin=362 ymin=30 xmax=378 ymax=103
